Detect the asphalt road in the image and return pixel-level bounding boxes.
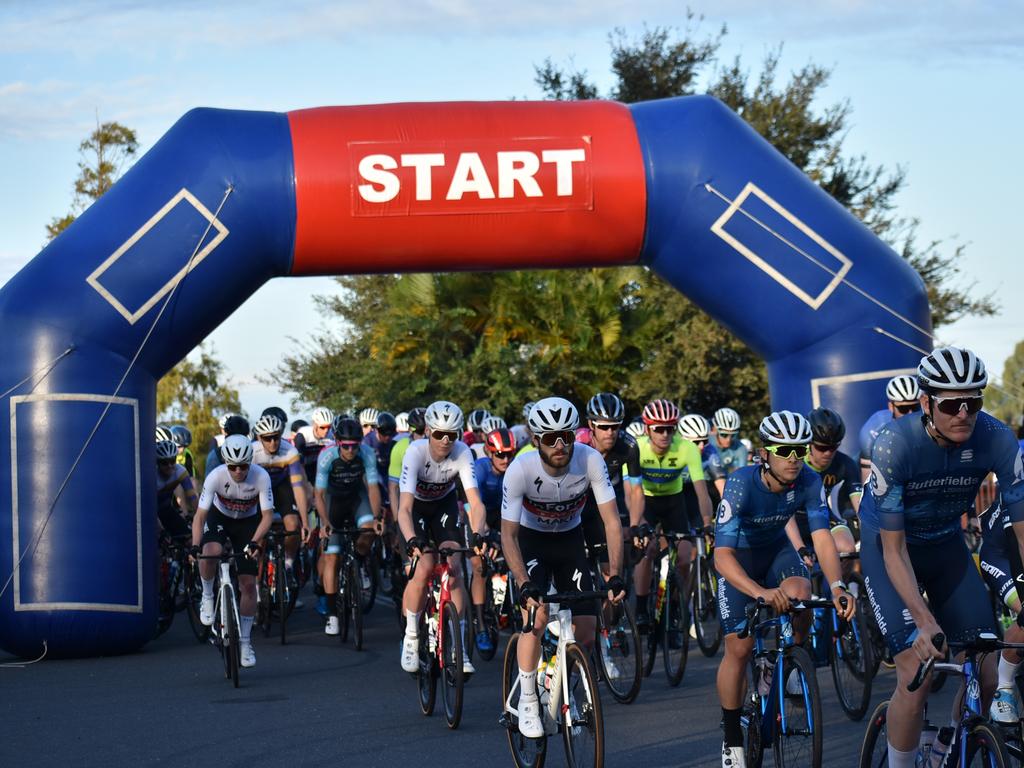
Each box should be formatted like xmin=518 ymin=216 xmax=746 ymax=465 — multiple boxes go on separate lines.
xmin=1 ymin=591 xmax=934 ymax=768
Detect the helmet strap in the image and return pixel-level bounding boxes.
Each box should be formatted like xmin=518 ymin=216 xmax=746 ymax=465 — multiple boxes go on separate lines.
xmin=922 ymin=397 xmax=966 ymax=447
xmin=760 ymin=460 xmax=791 ymax=491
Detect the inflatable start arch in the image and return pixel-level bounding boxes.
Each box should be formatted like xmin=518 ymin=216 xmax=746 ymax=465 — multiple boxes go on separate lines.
xmin=0 ymin=97 xmax=930 ymax=657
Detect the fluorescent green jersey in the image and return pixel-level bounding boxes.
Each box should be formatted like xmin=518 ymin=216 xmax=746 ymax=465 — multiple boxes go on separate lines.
xmin=630 ymin=434 xmax=705 ymax=497
xmin=388 ymin=436 xmax=411 ymax=482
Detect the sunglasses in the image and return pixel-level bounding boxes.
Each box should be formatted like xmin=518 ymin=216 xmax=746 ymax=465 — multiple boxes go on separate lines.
xmin=932 ymin=394 xmax=983 ymax=416
xmin=592 ymin=422 xmax=622 ymax=432
xmin=649 ymin=425 xmax=675 ymax=435
xmin=812 ymin=442 xmax=840 ymax=452
xmin=431 ymin=430 xmax=459 ymax=442
xmin=259 ymin=434 xmax=282 ymax=443
xmin=339 ymin=441 xmax=360 ymax=450
xmin=538 ymin=430 xmax=575 ymax=447
xmin=492 ymin=450 xmax=515 ymax=460
xmin=157 ymin=458 xmax=176 ymax=467
xmin=764 ymin=444 xmax=808 ymax=461
xmin=693 ymin=439 xmax=708 ymax=449
xmin=227 ymin=463 xmax=250 ymax=472
xmin=893 ymin=402 xmax=922 ymax=415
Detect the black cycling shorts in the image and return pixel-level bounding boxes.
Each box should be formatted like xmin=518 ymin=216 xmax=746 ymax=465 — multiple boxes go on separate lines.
xmin=643 ymin=492 xmax=693 ymax=535
xmin=272 ymin=480 xmax=298 ymax=518
xmin=410 ymin=493 xmax=463 ymax=548
xmin=157 ymin=500 xmax=190 ymax=538
xmin=517 ymin=525 xmax=597 ymax=617
xmin=200 ymin=508 xmax=260 ymax=576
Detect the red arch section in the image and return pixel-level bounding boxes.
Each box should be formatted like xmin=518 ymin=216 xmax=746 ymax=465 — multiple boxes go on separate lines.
xmin=288 ymin=101 xmax=647 ymax=275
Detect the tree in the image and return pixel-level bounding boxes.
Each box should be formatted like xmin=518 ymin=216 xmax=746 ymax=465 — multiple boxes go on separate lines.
xmin=157 ymin=345 xmax=242 ymax=477
xmin=987 ymin=341 xmax=1024 ymax=429
xmin=46 ymin=119 xmax=138 ymax=241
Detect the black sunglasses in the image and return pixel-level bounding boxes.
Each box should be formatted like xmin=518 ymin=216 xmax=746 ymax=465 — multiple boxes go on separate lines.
xmin=649 ymin=425 xmax=675 ymax=435
xmin=591 ymin=422 xmax=621 ymax=432
xmin=227 ymin=463 xmax=250 ymax=472
xmin=932 ymin=395 xmax=983 ymax=417
xmin=492 ymin=450 xmax=515 ymax=460
xmin=893 ymin=402 xmax=922 ymax=415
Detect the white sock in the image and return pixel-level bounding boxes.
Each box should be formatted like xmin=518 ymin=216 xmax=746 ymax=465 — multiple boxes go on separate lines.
xmin=201 ymin=578 xmax=214 ymax=599
xmin=285 ymin=556 xmax=294 ymax=569
xmin=519 ymin=667 xmax=537 ymax=698
xmin=406 ymin=610 xmax=421 ymax=637
xmin=998 ymin=653 xmax=1021 ymax=688
xmin=887 ymin=743 xmax=917 ymax=768
xmin=240 ymin=615 xmax=254 ymax=643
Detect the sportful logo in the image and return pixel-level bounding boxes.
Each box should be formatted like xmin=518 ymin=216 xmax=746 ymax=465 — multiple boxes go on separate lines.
xmin=960 ymin=449 xmax=974 ymax=462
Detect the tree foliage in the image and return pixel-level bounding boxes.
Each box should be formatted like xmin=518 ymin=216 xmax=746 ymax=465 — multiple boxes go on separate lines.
xmin=988 ymin=340 xmax=1024 ymax=428
xmin=278 ymin=19 xmax=997 ymax=429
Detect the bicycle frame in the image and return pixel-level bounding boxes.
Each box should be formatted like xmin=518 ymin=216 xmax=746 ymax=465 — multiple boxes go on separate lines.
xmin=425 ymin=557 xmax=458 ymax=671
xmin=216 ymin=560 xmax=241 ymax=646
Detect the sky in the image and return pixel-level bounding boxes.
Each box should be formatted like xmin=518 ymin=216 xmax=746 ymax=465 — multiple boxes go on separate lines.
xmin=1 ymin=0 xmax=1022 ymax=420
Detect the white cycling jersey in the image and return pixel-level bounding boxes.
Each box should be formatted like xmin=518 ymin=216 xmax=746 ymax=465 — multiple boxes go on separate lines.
xmin=399 ymin=439 xmax=477 ymax=502
xmin=470 ymin=443 xmax=488 ymax=461
xmin=250 ymin=437 xmax=301 ymax=484
xmin=199 ymin=464 xmax=274 ymax=520
xmin=501 ymin=443 xmax=615 ymax=533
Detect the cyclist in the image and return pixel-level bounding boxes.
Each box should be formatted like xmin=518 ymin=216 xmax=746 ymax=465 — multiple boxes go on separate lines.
xmin=388 ymin=406 xmax=426 ymax=514
xmin=707 ymin=407 xmax=748 ymax=498
xmin=293 ymin=407 xmax=335 ymax=485
xmin=193 ymin=434 xmax=275 ymax=668
xmin=398 ymin=401 xmax=486 ymax=675
xmin=481 ymin=414 xmax=507 ymax=433
xmin=858 ymin=374 xmax=921 ymax=481
xmin=156 ymin=439 xmax=197 ymax=537
xmin=395 ymin=411 xmax=410 ymax=440
xmin=372 ymin=411 xmax=398 ymax=504
xmin=500 ymin=397 xmax=627 ymax=738
xmin=359 ymin=407 xmax=380 ymax=438
xmin=513 ymin=401 xmax=537 ymax=456
xmin=468 ymin=426 xmax=516 ymax=653
xmin=466 ymin=408 xmax=491 ymax=458
xmin=858 ymin=347 xmax=1024 ymax=768
xmin=251 ymin=414 xmax=310 ymax=574
xmin=625 ymin=417 xmax=645 ymax=440
xmin=629 ymin=398 xmax=713 ymax=628
xmin=716 ymin=411 xmax=853 ymax=768
xmin=677 ymin=413 xmax=717 ymax=526
xmin=314 ymin=415 xmax=382 ymax=635
xmin=206 ymin=415 xmax=250 ymax=473
xmin=170 ymin=425 xmax=194 ymax=476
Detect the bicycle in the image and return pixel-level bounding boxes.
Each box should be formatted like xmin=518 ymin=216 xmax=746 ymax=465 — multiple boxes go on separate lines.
xmin=156 ymin=533 xmax=190 ymax=637
xmin=411 ymin=545 xmax=472 ymax=730
xmin=639 ymin=529 xmax=694 ymax=686
xmin=256 ymin=528 xmax=301 ymax=645
xmin=587 ymin=541 xmax=642 ymax=705
xmin=739 ymin=596 xmax=838 ymax=768
xmin=473 ymin=549 xmax=519 ymax=662
xmin=329 ymin=527 xmax=366 ymax=651
xmin=197 ymin=550 xmax=249 ymax=688
xmin=860 ymin=631 xmax=1019 ymax=767
xmin=500 ymin=590 xmax=608 ymax=768
xmin=691 ymin=525 xmax=721 ymax=657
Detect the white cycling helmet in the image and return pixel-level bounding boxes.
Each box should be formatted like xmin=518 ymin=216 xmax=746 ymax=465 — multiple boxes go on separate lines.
xmin=713 ymin=407 xmax=741 ymax=433
xmin=155 ymin=425 xmax=175 ymax=443
xmin=677 ymin=413 xmax=710 ymax=441
xmin=424 ymin=401 xmax=464 ymax=432
xmin=522 ymin=401 xmax=536 ymax=420
xmin=527 ymin=397 xmax=579 ymax=434
xmin=885 ymin=375 xmax=920 ymax=403
xmin=758 ymin=410 xmax=812 ymax=445
xmin=358 ymin=407 xmax=380 ymax=427
xmin=312 ymin=407 xmax=334 ymax=427
xmin=481 ymin=415 xmax=507 ymax=432
xmin=220 ymin=434 xmax=254 ymax=464
xmin=253 ymin=414 xmax=284 ymax=436
xmin=625 ymin=419 xmax=645 ymax=439
xmin=395 ymin=411 xmax=410 ymax=433
xmin=467 ymin=409 xmax=491 ymax=431
xmin=917 ymin=346 xmax=988 ymax=392
xmin=156 ymin=440 xmax=178 ymax=460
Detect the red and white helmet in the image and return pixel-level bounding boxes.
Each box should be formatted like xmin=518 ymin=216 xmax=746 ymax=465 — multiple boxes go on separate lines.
xmin=641 ymin=398 xmax=680 ymax=426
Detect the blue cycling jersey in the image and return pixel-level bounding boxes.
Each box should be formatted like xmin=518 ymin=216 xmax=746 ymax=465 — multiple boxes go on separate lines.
xmin=706 ymin=440 xmax=748 ymax=481
xmin=858 ymin=408 xmax=892 ymax=462
xmin=473 ymin=456 xmax=504 ymax=515
xmin=859 ymin=412 xmax=1024 ymax=545
xmin=715 ymin=464 xmax=829 ymax=550
xmin=980 ymin=498 xmax=1009 ymax=556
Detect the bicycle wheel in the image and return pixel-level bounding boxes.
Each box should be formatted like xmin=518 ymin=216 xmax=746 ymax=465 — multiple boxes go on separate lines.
xmin=562 ymin=642 xmax=604 ymax=768
xmin=417 ymin=613 xmax=437 ymax=716
xmin=502 ymin=633 xmax=547 ymax=768
xmin=348 ymin=559 xmax=364 ymax=651
xmin=965 ymin=721 xmax=1011 ymax=767
xmin=597 ymin=600 xmax=642 ymax=704
xmin=440 ymin=601 xmax=465 ymax=729
xmin=858 ymin=700 xmax=888 ymax=768
xmin=662 ymin=574 xmax=690 ymax=686
xmin=694 ymin=560 xmax=721 ymax=657
xmin=156 ymin=559 xmax=175 ymax=637
xmin=185 ymin=562 xmax=211 ymax=642
xmin=743 ymin=695 xmax=765 ymax=768
xmin=773 ymin=646 xmax=822 ymax=768
xmin=275 ymin=554 xmax=288 ymax=645
xmin=338 ymin=563 xmax=351 ymax=643
xmin=829 ymin=608 xmax=874 ymax=721
xmin=478 ymin=597 xmax=500 ymax=662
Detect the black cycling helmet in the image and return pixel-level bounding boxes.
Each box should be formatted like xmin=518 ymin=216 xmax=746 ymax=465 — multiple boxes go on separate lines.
xmin=261 ymin=406 xmax=288 ymax=425
xmin=376 ymin=411 xmax=397 ymax=437
xmin=407 ymin=406 xmax=427 ymax=434
xmin=331 ymin=416 xmax=362 ymax=442
xmin=807 ymin=407 xmax=846 ymax=445
xmin=223 ymin=415 xmax=250 ymax=437
xmin=586 ymin=392 xmax=625 ymax=423
xmin=290 ymin=419 xmax=309 ymax=433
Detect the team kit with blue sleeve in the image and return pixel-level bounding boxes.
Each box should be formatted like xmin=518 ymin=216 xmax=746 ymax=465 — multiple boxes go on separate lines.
xmin=315 ymin=442 xmax=380 ymax=546
xmin=859 ymin=411 xmax=1024 ymax=655
xmin=473 ymin=455 xmax=505 ymax=529
xmin=714 ymin=464 xmax=830 ymax=634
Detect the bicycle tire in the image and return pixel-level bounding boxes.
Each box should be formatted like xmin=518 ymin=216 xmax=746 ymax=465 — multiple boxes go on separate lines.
xmin=440 ymin=601 xmax=465 ymax=729
xmin=417 ymin=612 xmax=437 ymax=716
xmin=662 ymin=574 xmax=690 ymax=686
xmin=966 ymin=720 xmax=1011 ymax=767
xmin=349 ymin=558 xmax=364 ymax=651
xmin=829 ymin=607 xmax=874 ymax=721
xmin=339 ymin=561 xmax=352 ymax=643
xmin=502 ymin=633 xmax=547 ymax=768
xmin=694 ymin=559 xmax=721 ymax=657
xmin=858 ymin=700 xmax=888 ymax=768
xmin=562 ymin=642 xmax=604 ymax=768
xmin=597 ymin=600 xmax=642 ymax=704
xmin=275 ymin=553 xmax=288 ymax=645
xmin=156 ymin=558 xmax=175 ymax=637
xmin=185 ymin=562 xmax=211 ymax=643
xmin=227 ymin=593 xmax=241 ymax=689
xmin=773 ymin=645 xmax=822 ymax=768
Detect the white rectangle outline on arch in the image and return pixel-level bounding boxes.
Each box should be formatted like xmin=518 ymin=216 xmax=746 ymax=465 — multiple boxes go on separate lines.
xmin=85 ymin=188 xmax=229 ymax=325
xmin=710 ymin=182 xmax=852 ymax=310
xmin=10 ymin=393 xmax=142 ymax=613
xmin=809 ymin=368 xmax=917 ymax=409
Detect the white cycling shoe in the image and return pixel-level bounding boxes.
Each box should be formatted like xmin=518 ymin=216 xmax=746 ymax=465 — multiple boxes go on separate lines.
xmin=325 ymin=616 xmax=340 ymax=636
xmin=401 ymin=634 xmax=420 ymax=673
xmin=240 ymin=642 xmax=256 ymax=668
xmin=200 ymin=596 xmax=215 ymax=627
xmin=463 ymin=653 xmax=476 ymax=675
xmin=722 ymin=744 xmax=746 ymax=767
xmin=517 ymin=694 xmax=544 ymax=738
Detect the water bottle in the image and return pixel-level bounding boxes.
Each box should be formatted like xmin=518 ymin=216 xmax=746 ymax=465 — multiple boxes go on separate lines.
xmin=655 ymin=557 xmax=669 ymax=613
xmin=927 ymin=726 xmax=953 ymax=768
xmin=427 ymin=612 xmax=439 ymax=653
xmin=918 ymin=722 xmax=938 ymax=765
xmin=492 ymin=573 xmax=508 ymax=607
xmin=755 ymin=653 xmax=775 ymax=697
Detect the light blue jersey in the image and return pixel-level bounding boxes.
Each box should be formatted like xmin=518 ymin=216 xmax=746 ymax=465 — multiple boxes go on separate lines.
xmin=706 ymin=439 xmax=748 ymax=481
xmin=858 ymin=408 xmax=892 ymax=462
